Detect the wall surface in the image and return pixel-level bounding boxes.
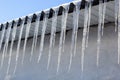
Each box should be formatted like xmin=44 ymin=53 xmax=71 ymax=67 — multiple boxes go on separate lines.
xmin=0 ymin=23 xmax=119 ymax=80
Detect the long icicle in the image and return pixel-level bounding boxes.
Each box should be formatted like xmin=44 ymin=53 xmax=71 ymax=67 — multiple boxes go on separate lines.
xmin=68 ymin=2 xmax=81 ymax=72
xmin=13 ymin=19 xmax=25 ymax=75
xmin=30 ymin=14 xmax=41 ymax=62
xmin=37 ymin=13 xmax=48 ymax=63
xmin=115 ymin=0 xmax=119 ymax=32
xmin=0 ymin=24 xmax=6 ymax=80
xmin=101 ymin=0 xmax=107 ymax=36
xmin=0 ymin=25 xmax=6 ymax=53
xmin=47 ymin=10 xmax=58 ymax=70
xmin=86 ymin=0 xmax=92 ymax=48
xmin=22 ymin=17 xmax=32 ymax=65
xmin=81 ymin=1 xmax=89 ymax=73
xmin=62 ymin=6 xmax=69 ymax=53
xmin=0 ymin=22 xmax=12 ymax=69
xmin=57 ymin=6 xmax=69 ymax=73
xmin=96 ymin=0 xmax=103 ymax=66
xmin=118 ymin=0 xmax=120 ymax=64
xmin=6 ymin=21 xmax=17 ymax=76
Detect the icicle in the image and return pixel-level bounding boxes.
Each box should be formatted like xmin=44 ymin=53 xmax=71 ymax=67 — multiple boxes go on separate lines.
xmin=115 ymin=0 xmax=119 ymax=32
xmin=13 ymin=19 xmax=25 ymax=75
xmin=37 ymin=13 xmax=48 ymax=63
xmin=0 ymin=22 xmax=12 ymax=69
xmin=47 ymin=10 xmax=58 ymax=70
xmin=21 ymin=17 xmax=32 ymax=65
xmin=118 ymin=0 xmax=120 ymax=64
xmin=81 ymin=1 xmax=89 ymax=73
xmin=30 ymin=14 xmax=41 ymax=62
xmin=101 ymin=0 xmax=107 ymax=36
xmin=6 ymin=21 xmax=17 ymax=76
xmin=62 ymin=7 xmax=69 ymax=53
xmin=68 ymin=2 xmax=81 ymax=72
xmin=57 ymin=6 xmax=69 ymax=73
xmin=86 ymin=0 xmax=92 ymax=48
xmin=0 ymin=25 xmax=6 ymax=53
xmin=96 ymin=0 xmax=103 ymax=66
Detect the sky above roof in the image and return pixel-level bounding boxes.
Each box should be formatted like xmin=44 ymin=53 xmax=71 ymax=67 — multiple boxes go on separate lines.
xmin=0 ymin=0 xmax=73 ymax=23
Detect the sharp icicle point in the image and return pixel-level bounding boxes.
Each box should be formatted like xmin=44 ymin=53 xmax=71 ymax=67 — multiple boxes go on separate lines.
xmin=37 ymin=13 xmax=48 ymax=63
xmin=30 ymin=14 xmax=41 ymax=62
xmin=117 ymin=0 xmax=120 ymax=64
xmin=22 ymin=17 xmax=32 ymax=65
xmin=6 ymin=21 xmax=17 ymax=76
xmin=47 ymin=10 xmax=58 ymax=70
xmin=1 ymin=23 xmax=12 ymax=69
xmin=81 ymin=1 xmax=89 ymax=73
xmin=57 ymin=6 xmax=69 ymax=73
xmin=68 ymin=2 xmax=81 ymax=72
xmin=13 ymin=19 xmax=25 ymax=75
xmin=96 ymin=0 xmax=103 ymax=67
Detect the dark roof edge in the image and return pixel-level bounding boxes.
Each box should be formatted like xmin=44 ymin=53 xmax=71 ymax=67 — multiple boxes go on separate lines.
xmin=0 ymin=0 xmax=114 ymax=30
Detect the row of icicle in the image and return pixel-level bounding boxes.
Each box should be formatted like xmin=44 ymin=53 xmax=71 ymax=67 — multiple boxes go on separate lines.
xmin=0 ymin=0 xmax=119 ymax=79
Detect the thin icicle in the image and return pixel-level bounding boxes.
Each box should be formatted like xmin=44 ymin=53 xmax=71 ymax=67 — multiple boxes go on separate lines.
xmin=62 ymin=7 xmax=69 ymax=53
xmin=6 ymin=21 xmax=17 ymax=76
xmin=96 ymin=0 xmax=103 ymax=66
xmin=13 ymin=19 xmax=25 ymax=75
xmin=1 ymin=22 xmax=12 ymax=69
xmin=118 ymin=0 xmax=120 ymax=64
xmin=37 ymin=13 xmax=48 ymax=63
xmin=30 ymin=14 xmax=41 ymax=62
xmin=101 ymin=0 xmax=107 ymax=36
xmin=22 ymin=17 xmax=32 ymax=65
xmin=68 ymin=2 xmax=80 ymax=72
xmin=81 ymin=2 xmax=89 ymax=73
xmin=0 ymin=25 xmax=6 ymax=53
xmin=86 ymin=1 xmax=92 ymax=48
xmin=47 ymin=10 xmax=58 ymax=70
xmin=57 ymin=6 xmax=69 ymax=73
xmin=115 ymin=0 xmax=119 ymax=32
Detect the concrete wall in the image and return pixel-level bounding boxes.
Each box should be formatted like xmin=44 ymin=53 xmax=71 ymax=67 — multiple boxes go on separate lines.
xmin=0 ymin=23 xmax=119 ymax=80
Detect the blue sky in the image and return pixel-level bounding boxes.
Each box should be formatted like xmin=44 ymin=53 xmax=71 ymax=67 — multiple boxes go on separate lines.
xmin=0 ymin=0 xmax=73 ymax=23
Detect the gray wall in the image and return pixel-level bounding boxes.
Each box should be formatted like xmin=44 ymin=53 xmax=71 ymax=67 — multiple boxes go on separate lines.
xmin=0 ymin=23 xmax=119 ymax=80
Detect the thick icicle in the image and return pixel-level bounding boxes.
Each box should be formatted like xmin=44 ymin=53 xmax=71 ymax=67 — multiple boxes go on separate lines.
xmin=57 ymin=5 xmax=69 ymax=73
xmin=47 ymin=10 xmax=58 ymax=70
xmin=68 ymin=2 xmax=81 ymax=72
xmin=30 ymin=14 xmax=41 ymax=62
xmin=115 ymin=0 xmax=119 ymax=32
xmin=21 ymin=17 xmax=32 ymax=64
xmin=81 ymin=2 xmax=89 ymax=73
xmin=37 ymin=13 xmax=48 ymax=63
xmin=86 ymin=1 xmax=92 ymax=48
xmin=62 ymin=7 xmax=69 ymax=53
xmin=13 ymin=19 xmax=25 ymax=75
xmin=96 ymin=0 xmax=103 ymax=66
xmin=6 ymin=21 xmax=17 ymax=76
xmin=101 ymin=0 xmax=107 ymax=36
xmin=118 ymin=0 xmax=120 ymax=64
xmin=0 ymin=25 xmax=6 ymax=53
xmin=1 ymin=22 xmax=12 ymax=69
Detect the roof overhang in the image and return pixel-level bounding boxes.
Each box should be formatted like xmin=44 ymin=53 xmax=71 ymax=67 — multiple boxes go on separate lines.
xmin=0 ymin=0 xmax=115 ymax=41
